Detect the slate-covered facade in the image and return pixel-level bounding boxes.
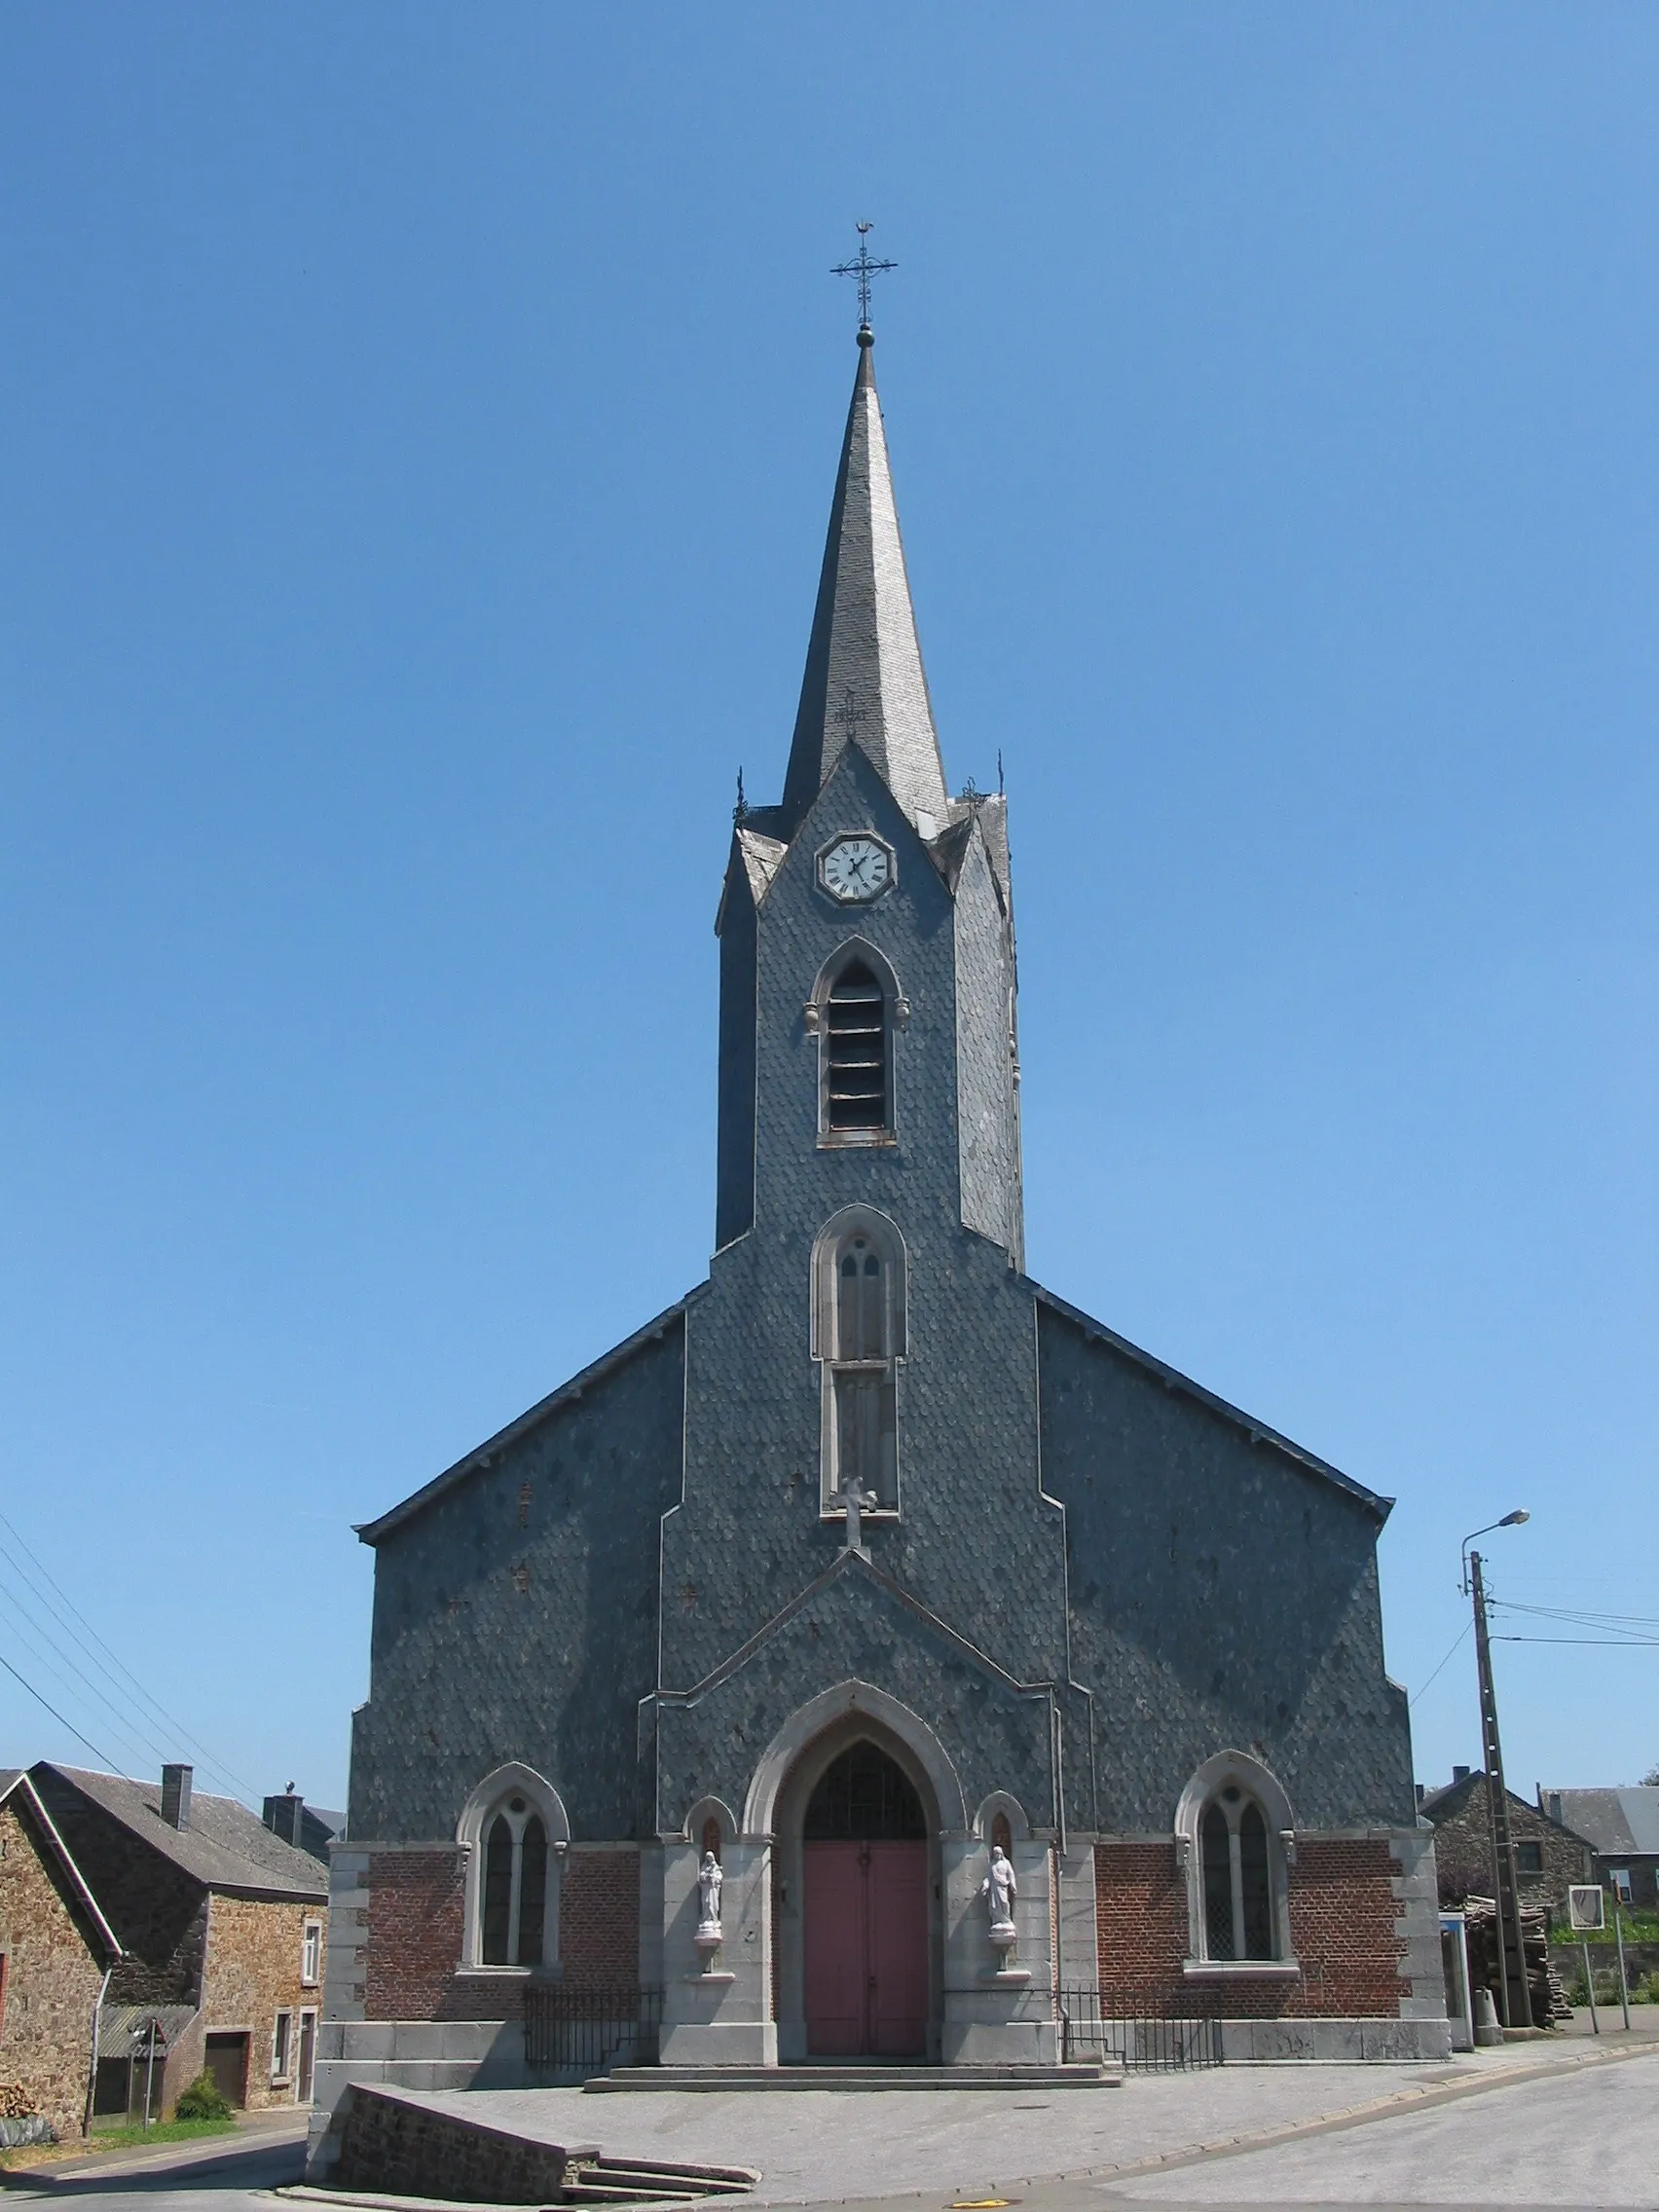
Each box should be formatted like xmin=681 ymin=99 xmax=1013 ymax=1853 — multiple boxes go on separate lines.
xmin=317 ymin=324 xmax=1446 ymax=2148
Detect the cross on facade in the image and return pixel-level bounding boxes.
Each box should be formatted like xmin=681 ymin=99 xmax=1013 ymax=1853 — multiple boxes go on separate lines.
xmin=831 ymin=222 xmax=897 ymax=332
xmin=833 ymin=684 xmax=869 ymax=736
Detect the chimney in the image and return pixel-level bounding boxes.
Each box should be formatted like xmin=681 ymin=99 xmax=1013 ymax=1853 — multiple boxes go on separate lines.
xmin=263 ymin=1790 xmax=304 ymax=1846
xmin=161 ymin=1764 xmax=193 ymax=1830
xmin=1453 ymin=1765 xmax=1471 ymax=1785
xmin=1549 ymin=1792 xmax=1563 ymax=1824
xmin=1415 ymin=1783 xmax=1426 ymax=1806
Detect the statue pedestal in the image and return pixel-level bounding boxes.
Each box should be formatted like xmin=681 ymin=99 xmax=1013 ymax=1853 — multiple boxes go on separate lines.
xmin=692 ymin=1927 xmax=725 ymax=1976
xmin=984 ymin=1924 xmax=1024 ymax=1982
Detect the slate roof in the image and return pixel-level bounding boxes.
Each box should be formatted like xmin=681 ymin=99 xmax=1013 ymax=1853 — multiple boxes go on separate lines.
xmin=0 ymin=1768 xmax=124 ymax=1955
xmin=1545 ymin=1787 xmax=1659 ymax=1858
xmin=778 ymin=333 xmax=950 ymax=838
xmin=36 ymin=1764 xmax=327 ymax=1901
xmin=356 ymin=1295 xmax=695 ymax=1546
xmin=1030 ymin=1282 xmax=1393 ymax=1520
xmin=1418 ymin=1768 xmax=1597 ymax=1845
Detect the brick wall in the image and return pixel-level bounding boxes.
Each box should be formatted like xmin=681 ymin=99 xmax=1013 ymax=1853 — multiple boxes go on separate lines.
xmin=0 ymin=1796 xmax=107 ymax=2140
xmin=1095 ymin=1837 xmax=1408 ymax=2017
xmin=365 ymin=1854 xmax=466 ymax=2021
xmin=202 ymin=1893 xmax=327 ymax=2112
xmin=557 ymin=1850 xmax=641 ymax=1989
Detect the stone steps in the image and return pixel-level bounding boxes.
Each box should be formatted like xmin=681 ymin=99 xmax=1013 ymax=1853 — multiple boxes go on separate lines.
xmin=587 ymin=2064 xmax=1116 ymax=2092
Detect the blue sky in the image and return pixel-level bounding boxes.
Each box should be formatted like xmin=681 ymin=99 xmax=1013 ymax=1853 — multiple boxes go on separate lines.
xmin=2 ymin=4 xmax=1653 ymax=1815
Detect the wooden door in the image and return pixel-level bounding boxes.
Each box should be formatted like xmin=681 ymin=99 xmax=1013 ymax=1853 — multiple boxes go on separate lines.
xmin=204 ymin=2031 xmax=248 ymax=2107
xmin=803 ymin=1842 xmax=866 ymax=2054
xmin=803 ymin=1839 xmax=928 ymax=2057
xmin=867 ymin=1841 xmax=928 ymax=2055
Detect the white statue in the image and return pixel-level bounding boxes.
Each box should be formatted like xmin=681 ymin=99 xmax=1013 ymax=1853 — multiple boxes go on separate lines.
xmin=696 ymin=1850 xmax=723 ymax=1936
xmin=981 ymin=1844 xmax=1017 ymax=1935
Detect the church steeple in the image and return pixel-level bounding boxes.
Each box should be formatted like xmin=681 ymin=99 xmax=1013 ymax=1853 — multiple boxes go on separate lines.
xmin=779 ymin=333 xmax=950 ymax=837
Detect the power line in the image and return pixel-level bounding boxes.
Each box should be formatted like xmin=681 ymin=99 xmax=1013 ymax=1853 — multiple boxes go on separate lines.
xmin=0 ymin=1648 xmax=122 ymax=1773
xmin=0 ymin=1507 xmax=257 ymax=1799
xmin=0 ymin=1580 xmax=177 ymax=1772
xmin=1411 ymin=1620 xmax=1473 ymax=1706
xmin=1493 ymin=1635 xmax=1658 ymax=1648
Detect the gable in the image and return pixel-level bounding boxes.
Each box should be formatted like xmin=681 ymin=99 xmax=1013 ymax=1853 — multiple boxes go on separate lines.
xmin=1031 ymin=1284 xmax=1390 ymax=1519
xmin=357 ymin=1298 xmax=692 ymax=1546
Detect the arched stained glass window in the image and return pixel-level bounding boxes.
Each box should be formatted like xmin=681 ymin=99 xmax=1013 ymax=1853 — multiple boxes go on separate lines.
xmin=478 ymin=1795 xmax=547 ymax=1967
xmin=1198 ymin=1786 xmax=1279 ymax=1962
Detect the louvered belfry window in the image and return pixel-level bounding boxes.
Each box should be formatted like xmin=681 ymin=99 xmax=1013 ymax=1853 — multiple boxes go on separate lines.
xmin=825 ymin=959 xmax=888 ymax=1131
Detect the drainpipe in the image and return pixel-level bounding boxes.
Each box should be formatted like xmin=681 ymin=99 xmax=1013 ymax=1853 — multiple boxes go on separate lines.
xmin=84 ymin=1965 xmax=114 ymax=2139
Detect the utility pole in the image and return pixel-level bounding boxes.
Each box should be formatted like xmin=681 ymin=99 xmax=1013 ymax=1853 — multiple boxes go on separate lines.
xmin=1470 ymin=1549 xmax=1532 ymax=2028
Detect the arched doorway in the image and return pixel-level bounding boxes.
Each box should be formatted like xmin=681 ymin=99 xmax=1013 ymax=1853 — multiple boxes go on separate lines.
xmin=801 ymin=1742 xmax=928 ymax=2057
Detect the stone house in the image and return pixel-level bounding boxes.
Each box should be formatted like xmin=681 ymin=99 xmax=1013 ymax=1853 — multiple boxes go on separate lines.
xmin=1540 ymin=1788 xmax=1659 ymax=1912
xmin=1419 ymin=1769 xmax=1593 ymax=1917
xmin=317 ymin=323 xmax=1447 ymax=2157
xmin=0 ymin=1770 xmax=124 ymax=2140
xmin=28 ymin=1763 xmax=327 ymax=2121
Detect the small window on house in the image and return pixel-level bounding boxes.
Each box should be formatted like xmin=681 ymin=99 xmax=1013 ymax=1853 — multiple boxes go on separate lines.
xmin=1516 ymin=1841 xmax=1544 ymax=1874
xmin=301 ymin=1920 xmax=321 ymax=1986
xmin=824 ymin=960 xmax=889 ymax=1133
xmin=481 ymin=1802 xmax=548 ymax=1967
xmin=271 ymin=2009 xmax=292 ymax=2083
xmin=1611 ymin=1868 xmax=1633 ymax=1903
xmin=1199 ymin=1789 xmax=1277 ymax=1961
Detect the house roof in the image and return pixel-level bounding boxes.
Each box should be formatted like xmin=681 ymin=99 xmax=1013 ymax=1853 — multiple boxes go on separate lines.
xmin=1030 ymin=1283 xmax=1393 ymax=1521
xmin=355 ymin=1294 xmax=693 ymax=1547
xmin=0 ymin=1768 xmax=124 ymax=1957
xmin=1545 ymin=1787 xmax=1659 ymax=1859
xmin=1419 ymin=1768 xmax=1596 ymax=1846
xmin=36 ymin=1764 xmax=327 ymax=1902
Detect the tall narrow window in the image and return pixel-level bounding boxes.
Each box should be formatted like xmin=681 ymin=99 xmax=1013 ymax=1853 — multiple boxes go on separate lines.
xmin=829 ymin=1232 xmax=898 ymax=1509
xmin=825 ymin=960 xmax=888 ymax=1132
xmin=1198 ymin=1785 xmax=1277 ymax=1961
xmin=479 ymin=1793 xmax=547 ymax=1967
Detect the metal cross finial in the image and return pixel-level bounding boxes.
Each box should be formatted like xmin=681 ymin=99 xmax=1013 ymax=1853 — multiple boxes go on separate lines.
xmin=832 ymin=221 xmax=897 ymax=333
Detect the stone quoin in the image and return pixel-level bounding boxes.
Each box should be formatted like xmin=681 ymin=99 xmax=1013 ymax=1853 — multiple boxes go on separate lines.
xmin=313 ymin=323 xmax=1447 ymax=2166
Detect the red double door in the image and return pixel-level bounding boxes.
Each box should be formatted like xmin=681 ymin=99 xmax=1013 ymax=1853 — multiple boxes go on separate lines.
xmin=802 ymin=1839 xmax=928 ymax=2057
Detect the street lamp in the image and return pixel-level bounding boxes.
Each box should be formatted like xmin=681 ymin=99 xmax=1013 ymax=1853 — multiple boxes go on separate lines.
xmin=1460 ymin=1509 xmax=1530 ymax=1595
xmin=1460 ymin=1509 xmax=1531 ymax=2028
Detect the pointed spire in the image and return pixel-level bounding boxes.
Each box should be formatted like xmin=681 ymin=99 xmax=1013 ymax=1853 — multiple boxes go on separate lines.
xmin=780 ymin=333 xmax=949 ymax=835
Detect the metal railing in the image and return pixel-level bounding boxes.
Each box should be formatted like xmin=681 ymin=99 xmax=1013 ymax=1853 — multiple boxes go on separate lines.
xmin=1057 ymin=1986 xmax=1224 ymax=2071
xmin=524 ymin=1984 xmax=662 ymax=2081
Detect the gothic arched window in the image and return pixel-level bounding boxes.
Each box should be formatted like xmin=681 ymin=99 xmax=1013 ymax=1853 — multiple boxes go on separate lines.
xmin=825 ymin=960 xmax=887 ymax=1131
xmin=458 ymin=1763 xmax=568 ymax=1972
xmin=480 ymin=1796 xmax=548 ymax=1966
xmin=1191 ymin=1778 xmax=1284 ymax=1963
xmin=811 ymin=1209 xmax=906 ymax=1517
xmin=809 ymin=945 xmax=903 ymax=1146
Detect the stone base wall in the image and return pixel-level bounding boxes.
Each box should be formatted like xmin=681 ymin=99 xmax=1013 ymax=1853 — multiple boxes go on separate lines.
xmin=1094 ymin=1830 xmax=1433 ymax=2025
xmin=329 ymin=2079 xmax=593 ymax=2199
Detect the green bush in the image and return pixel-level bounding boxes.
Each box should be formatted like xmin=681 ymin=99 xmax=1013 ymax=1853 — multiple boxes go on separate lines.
xmin=173 ymin=2074 xmax=232 ymax=2122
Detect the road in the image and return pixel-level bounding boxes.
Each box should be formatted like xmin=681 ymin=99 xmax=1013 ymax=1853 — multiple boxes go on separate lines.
xmin=1 ymin=2049 xmax=1652 ymax=2212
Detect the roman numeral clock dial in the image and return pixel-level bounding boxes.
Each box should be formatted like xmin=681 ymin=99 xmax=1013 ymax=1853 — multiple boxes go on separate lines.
xmin=819 ymin=834 xmax=894 ymax=904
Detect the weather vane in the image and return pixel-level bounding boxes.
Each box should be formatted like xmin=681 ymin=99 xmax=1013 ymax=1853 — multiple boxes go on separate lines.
xmin=831 ymin=221 xmax=897 ymax=334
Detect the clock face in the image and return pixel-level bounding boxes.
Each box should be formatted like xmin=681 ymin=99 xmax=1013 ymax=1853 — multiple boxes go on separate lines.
xmin=820 ymin=834 xmax=894 ymax=903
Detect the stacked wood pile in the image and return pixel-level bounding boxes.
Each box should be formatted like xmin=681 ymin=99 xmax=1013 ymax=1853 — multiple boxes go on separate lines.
xmin=0 ymin=2082 xmax=41 ymax=2120
xmin=1462 ymin=1896 xmax=1571 ymax=2023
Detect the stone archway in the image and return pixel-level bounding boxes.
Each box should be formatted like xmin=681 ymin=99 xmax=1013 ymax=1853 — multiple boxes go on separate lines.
xmin=749 ymin=1683 xmax=960 ymax=2064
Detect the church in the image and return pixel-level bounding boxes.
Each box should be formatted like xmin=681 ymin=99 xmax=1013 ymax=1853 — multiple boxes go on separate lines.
xmin=314 ymin=316 xmax=1447 ymax=2128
